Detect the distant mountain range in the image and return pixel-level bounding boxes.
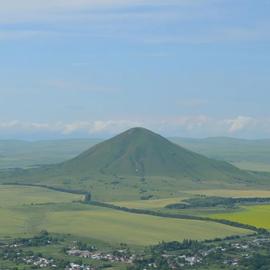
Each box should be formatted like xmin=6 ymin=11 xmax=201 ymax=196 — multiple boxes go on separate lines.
xmin=1 ymin=128 xmax=268 ymax=201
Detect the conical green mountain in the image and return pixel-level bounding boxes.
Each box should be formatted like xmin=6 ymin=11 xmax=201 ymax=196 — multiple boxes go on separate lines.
xmin=1 ymin=127 xmax=257 ymax=201
xmin=60 ymin=127 xmax=250 ymax=181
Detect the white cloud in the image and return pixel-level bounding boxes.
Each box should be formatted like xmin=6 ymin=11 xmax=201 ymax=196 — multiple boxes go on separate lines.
xmin=226 ymin=116 xmax=255 ymax=133
xmin=0 ymin=116 xmax=269 ymax=138
xmin=168 ymin=115 xmax=210 ymax=131
xmin=0 ymin=120 xmax=142 ymax=135
xmin=62 ymin=120 xmax=142 ymax=134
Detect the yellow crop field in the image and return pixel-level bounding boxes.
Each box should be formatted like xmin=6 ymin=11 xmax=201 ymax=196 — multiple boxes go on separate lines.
xmin=211 ymin=205 xmax=270 ymax=229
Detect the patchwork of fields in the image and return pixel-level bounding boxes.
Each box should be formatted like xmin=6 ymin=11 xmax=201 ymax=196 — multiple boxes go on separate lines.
xmin=0 ymin=185 xmax=253 ymax=246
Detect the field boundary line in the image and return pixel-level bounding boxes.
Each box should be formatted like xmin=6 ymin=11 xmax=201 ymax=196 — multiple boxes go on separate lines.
xmin=83 ymin=201 xmax=265 ymax=234
xmin=1 ymin=183 xmax=266 ymax=234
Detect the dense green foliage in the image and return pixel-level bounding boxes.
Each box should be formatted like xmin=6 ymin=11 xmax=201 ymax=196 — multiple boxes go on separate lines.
xmin=129 ymin=233 xmax=270 ymax=270
xmin=241 ymin=254 xmax=270 ymax=270
xmin=166 ymin=196 xmax=270 ymax=209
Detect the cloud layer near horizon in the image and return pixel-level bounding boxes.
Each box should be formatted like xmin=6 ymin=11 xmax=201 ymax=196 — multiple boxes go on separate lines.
xmin=0 ymin=116 xmax=269 ymax=139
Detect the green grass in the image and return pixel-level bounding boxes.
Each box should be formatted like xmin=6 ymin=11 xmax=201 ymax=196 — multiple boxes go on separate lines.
xmin=0 ymin=259 xmax=41 ymax=270
xmin=210 ymin=205 xmax=270 ymax=229
xmin=46 ymin=207 xmax=250 ymax=246
xmin=0 ymin=185 xmax=251 ymax=246
xmin=0 ymin=208 xmax=29 ymax=237
xmin=111 ymin=196 xmax=190 ymax=209
xmin=0 ymin=185 xmax=83 ymax=207
xmin=9 ymin=203 xmax=251 ymax=246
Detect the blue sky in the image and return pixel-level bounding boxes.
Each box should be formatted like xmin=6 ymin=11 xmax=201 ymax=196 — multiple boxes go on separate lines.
xmin=0 ymin=0 xmax=269 ymax=139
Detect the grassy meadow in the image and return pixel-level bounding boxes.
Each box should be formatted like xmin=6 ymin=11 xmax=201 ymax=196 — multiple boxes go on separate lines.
xmin=45 ymin=205 xmax=251 ymax=246
xmin=0 ymin=185 xmax=252 ymax=246
xmin=0 ymin=185 xmax=83 ymax=207
xmin=111 ymin=195 xmax=190 ymax=209
xmin=210 ymin=205 xmax=270 ymax=229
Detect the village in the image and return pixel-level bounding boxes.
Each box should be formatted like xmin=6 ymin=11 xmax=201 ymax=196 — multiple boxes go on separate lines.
xmin=66 ymin=248 xmax=136 ymax=264
xmin=129 ymin=234 xmax=270 ymax=269
xmin=65 ymin=262 xmax=95 ymax=270
xmin=1 ymin=232 xmax=270 ymax=269
xmin=0 ymin=232 xmax=138 ymax=270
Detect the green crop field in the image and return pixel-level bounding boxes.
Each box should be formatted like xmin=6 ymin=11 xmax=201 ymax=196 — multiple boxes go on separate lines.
xmin=0 ymin=203 xmax=251 ymax=246
xmin=111 ymin=195 xmax=190 ymax=209
xmin=0 ymin=185 xmax=251 ymax=246
xmin=210 ymin=205 xmax=270 ymax=229
xmin=0 ymin=185 xmax=83 ymax=207
xmin=45 ymin=206 xmax=250 ymax=246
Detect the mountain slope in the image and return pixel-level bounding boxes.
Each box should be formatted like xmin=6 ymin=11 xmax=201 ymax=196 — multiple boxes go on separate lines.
xmin=59 ymin=127 xmax=250 ymax=181
xmin=0 ymin=127 xmax=262 ymax=201
xmin=170 ymin=137 xmax=270 ymax=172
xmin=1 ymin=136 xmax=270 ymax=172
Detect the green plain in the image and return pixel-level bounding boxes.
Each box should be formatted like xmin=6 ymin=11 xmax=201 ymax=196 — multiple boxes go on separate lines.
xmin=211 ymin=205 xmax=270 ymax=229
xmin=0 ymin=185 xmax=251 ymax=246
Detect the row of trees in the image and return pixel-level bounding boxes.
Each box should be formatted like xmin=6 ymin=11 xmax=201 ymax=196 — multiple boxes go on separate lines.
xmin=166 ymin=196 xmax=270 ymax=209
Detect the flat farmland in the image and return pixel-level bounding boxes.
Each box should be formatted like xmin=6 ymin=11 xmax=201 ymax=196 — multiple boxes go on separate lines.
xmin=211 ymin=205 xmax=270 ymax=229
xmin=0 ymin=185 xmax=251 ymax=246
xmin=111 ymin=196 xmax=190 ymax=209
xmin=0 ymin=185 xmax=82 ymax=207
xmin=44 ymin=205 xmax=251 ymax=246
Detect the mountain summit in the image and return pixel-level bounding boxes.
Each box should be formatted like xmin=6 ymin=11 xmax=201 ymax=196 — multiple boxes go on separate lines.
xmin=61 ymin=127 xmax=249 ymax=181
xmin=0 ymin=127 xmax=256 ymax=200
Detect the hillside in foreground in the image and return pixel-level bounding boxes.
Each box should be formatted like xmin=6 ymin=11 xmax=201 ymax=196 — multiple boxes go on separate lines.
xmin=0 ymin=128 xmax=266 ymax=201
